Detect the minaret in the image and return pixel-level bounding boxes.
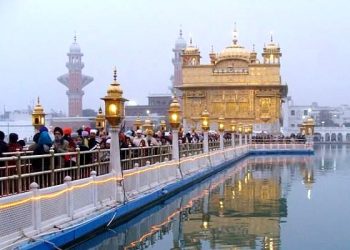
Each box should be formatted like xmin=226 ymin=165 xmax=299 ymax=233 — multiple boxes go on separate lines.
xmin=171 ymin=29 xmax=187 ymax=91
xmin=57 ymin=35 xmax=93 ymax=117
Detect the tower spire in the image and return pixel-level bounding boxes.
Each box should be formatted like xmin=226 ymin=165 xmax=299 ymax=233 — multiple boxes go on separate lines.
xmin=74 ymin=31 xmax=77 ymax=43
xmin=37 ymin=96 xmax=40 ymax=105
xmin=179 ymin=28 xmax=183 ymax=38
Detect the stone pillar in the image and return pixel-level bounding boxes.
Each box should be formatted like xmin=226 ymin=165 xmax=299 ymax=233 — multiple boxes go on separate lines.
xmin=203 ymin=131 xmax=209 ymax=153
xmin=219 ymin=132 xmax=224 ymax=150
xmin=172 ymin=129 xmax=180 ymax=160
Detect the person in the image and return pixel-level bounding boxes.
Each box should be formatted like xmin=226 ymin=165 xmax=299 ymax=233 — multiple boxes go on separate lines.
xmin=0 ymin=131 xmax=8 ymax=168
xmin=52 ymin=127 xmax=68 ymax=153
xmin=32 ymin=131 xmax=52 ymax=172
xmin=88 ymin=129 xmax=98 ymax=150
xmin=8 ymin=133 xmax=22 ymax=152
xmin=133 ymin=129 xmax=147 ymax=147
xmin=28 ymin=133 xmax=40 ymax=152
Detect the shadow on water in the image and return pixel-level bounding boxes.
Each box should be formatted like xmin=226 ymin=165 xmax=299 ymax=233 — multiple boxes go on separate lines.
xmin=68 ymin=145 xmax=348 ymax=250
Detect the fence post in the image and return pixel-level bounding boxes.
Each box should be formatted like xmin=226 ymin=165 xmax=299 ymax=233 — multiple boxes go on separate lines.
xmin=50 ymin=147 xmax=55 ymax=186
xmin=30 ymin=182 xmax=41 ymax=230
xmin=16 ymin=153 xmax=22 ymax=193
xmin=90 ymin=171 xmax=97 ymax=208
xmin=76 ymin=147 xmax=81 ymax=179
xmin=64 ymin=176 xmax=73 ymax=218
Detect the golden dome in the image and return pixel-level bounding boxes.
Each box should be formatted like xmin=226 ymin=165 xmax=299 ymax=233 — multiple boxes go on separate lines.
xmin=107 ymin=68 xmax=123 ymax=97
xmin=33 ymin=97 xmax=45 ymax=114
xmin=305 ymin=117 xmax=315 ymax=125
xmin=183 ymin=37 xmax=199 ymax=54
xmin=264 ymin=34 xmax=280 ymax=50
xmin=217 ymin=44 xmax=251 ymax=62
xmin=169 ymin=97 xmax=180 ymax=110
xmin=216 ymin=25 xmax=250 ymax=62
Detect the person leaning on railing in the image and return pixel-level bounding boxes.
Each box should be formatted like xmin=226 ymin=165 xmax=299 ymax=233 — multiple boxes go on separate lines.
xmin=32 ymin=131 xmax=53 ymax=172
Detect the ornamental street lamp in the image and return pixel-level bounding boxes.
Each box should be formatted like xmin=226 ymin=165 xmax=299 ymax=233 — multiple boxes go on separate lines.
xmin=101 ymin=68 xmax=128 ymax=186
xmin=134 ymin=116 xmax=142 ymax=131
xmin=95 ymin=107 xmax=105 ymax=132
xmin=218 ymin=116 xmax=225 ymax=150
xmin=230 ymin=120 xmax=237 ymax=147
xmin=201 ymin=109 xmax=210 ymax=153
xmin=32 ymin=97 xmax=46 ymax=132
xmin=168 ymin=97 xmax=181 ymax=161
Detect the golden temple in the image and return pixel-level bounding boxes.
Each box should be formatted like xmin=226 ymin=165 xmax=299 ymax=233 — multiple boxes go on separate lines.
xmin=177 ymin=25 xmax=287 ymax=133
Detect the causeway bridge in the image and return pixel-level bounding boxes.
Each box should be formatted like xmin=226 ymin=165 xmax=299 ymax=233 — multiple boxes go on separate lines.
xmin=0 ymin=136 xmax=312 ymax=249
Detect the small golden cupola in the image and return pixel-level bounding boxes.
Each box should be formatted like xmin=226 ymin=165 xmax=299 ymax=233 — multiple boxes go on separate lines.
xmin=32 ymin=97 xmax=46 ymax=129
xmin=182 ymin=36 xmax=201 ymax=66
xmin=262 ymin=33 xmax=282 ymax=64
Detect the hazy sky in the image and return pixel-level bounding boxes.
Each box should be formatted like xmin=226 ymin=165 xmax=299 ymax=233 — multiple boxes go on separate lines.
xmin=0 ymin=0 xmax=349 ymax=114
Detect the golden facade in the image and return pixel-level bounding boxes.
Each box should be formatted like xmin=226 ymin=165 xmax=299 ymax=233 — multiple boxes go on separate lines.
xmin=178 ymin=29 xmax=287 ymax=133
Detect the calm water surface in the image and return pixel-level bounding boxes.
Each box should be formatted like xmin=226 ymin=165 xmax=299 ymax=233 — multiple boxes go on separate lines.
xmin=70 ymin=145 xmax=350 ymax=250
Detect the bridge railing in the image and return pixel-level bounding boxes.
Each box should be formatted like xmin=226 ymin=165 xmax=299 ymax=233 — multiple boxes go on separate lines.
xmin=209 ymin=140 xmax=220 ymax=151
xmin=0 ymin=138 xmax=310 ymax=197
xmin=179 ymin=142 xmax=203 ymax=158
xmin=224 ymin=139 xmax=232 ymax=148
xmin=0 ymin=149 xmax=109 ymax=197
xmin=120 ymin=145 xmax=172 ymax=170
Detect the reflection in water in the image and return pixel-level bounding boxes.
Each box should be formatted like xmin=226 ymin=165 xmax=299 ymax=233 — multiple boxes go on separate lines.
xmin=70 ymin=145 xmax=350 ymax=250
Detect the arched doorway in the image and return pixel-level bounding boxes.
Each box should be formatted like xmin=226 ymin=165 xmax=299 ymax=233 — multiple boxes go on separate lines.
xmin=313 ymin=133 xmax=321 ymax=142
xmin=337 ymin=133 xmax=343 ymax=142
xmin=325 ymin=133 xmax=330 ymax=142
xmin=331 ymin=133 xmax=337 ymax=142
xmin=346 ymin=133 xmax=350 ymax=142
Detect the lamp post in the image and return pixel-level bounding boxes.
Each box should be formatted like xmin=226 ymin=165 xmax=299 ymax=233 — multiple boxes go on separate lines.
xmin=218 ymin=116 xmax=225 ymax=150
xmin=95 ymin=107 xmax=105 ymax=133
xmin=134 ymin=116 xmax=142 ymax=131
xmin=230 ymin=120 xmax=236 ymax=147
xmin=168 ymin=97 xmax=181 ymax=160
xmin=31 ymin=97 xmax=46 ymax=132
xmin=101 ymin=68 xmax=127 ymax=181
xmin=201 ymin=109 xmax=210 ymax=153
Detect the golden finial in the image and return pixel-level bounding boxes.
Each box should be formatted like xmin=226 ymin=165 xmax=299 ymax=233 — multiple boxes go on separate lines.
xmin=113 ymin=67 xmax=117 ymax=81
xmin=37 ymin=96 xmax=40 ymax=105
xmin=270 ymin=31 xmax=273 ymax=42
xmin=233 ymin=22 xmax=238 ymax=45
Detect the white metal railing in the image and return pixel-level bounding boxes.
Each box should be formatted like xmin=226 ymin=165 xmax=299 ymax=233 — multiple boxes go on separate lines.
xmin=0 ymin=140 xmax=314 ymax=249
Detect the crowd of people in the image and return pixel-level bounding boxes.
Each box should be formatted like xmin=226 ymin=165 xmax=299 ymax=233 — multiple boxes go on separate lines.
xmin=0 ymin=125 xmax=308 ymax=170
